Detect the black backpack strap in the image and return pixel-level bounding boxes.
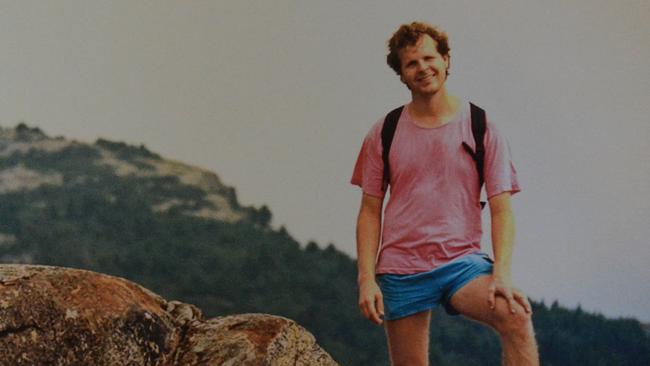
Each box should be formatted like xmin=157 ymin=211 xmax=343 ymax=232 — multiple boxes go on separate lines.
xmin=462 ymin=102 xmax=487 ymax=209
xmin=381 ymin=106 xmax=405 ymax=192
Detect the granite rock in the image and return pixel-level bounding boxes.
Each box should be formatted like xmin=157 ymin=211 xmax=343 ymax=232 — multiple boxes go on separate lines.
xmin=0 ymin=264 xmax=338 ymax=366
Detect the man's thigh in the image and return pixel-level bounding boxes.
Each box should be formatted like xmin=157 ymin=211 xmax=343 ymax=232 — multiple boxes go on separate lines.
xmin=384 ymin=310 xmax=431 ymax=366
xmin=448 ymin=274 xmax=527 ymax=330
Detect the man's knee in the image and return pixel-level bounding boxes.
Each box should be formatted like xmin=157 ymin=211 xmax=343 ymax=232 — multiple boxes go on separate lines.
xmin=490 ymin=301 xmax=534 ymax=337
xmin=387 ymin=333 xmax=429 ymax=366
xmin=390 ymin=353 xmax=429 ymax=366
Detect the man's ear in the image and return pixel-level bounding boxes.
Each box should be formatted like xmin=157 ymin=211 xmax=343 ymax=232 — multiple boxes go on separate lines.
xmin=445 ymin=54 xmax=451 ymax=76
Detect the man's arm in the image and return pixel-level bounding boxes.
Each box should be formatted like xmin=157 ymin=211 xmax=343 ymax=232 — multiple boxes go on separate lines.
xmin=356 ymin=193 xmax=385 ymax=325
xmin=488 ymin=191 xmax=531 ymax=314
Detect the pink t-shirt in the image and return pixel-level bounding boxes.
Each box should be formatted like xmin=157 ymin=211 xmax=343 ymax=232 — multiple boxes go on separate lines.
xmin=351 ymin=102 xmax=520 ymax=274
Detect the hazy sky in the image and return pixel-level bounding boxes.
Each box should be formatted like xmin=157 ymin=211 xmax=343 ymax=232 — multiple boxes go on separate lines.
xmin=1 ymin=1 xmax=649 ymax=322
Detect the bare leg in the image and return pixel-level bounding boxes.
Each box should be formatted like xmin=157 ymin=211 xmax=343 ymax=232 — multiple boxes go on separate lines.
xmin=384 ymin=310 xmax=432 ymax=366
xmin=449 ymin=275 xmax=539 ymax=366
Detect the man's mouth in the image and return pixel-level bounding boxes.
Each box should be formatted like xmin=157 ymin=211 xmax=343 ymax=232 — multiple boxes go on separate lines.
xmin=417 ymin=73 xmax=435 ymax=82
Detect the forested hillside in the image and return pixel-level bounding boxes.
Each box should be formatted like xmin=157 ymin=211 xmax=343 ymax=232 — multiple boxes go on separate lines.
xmin=1 ymin=124 xmax=648 ymax=365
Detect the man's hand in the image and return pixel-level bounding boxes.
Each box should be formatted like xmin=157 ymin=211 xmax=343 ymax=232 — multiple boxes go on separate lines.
xmin=487 ymin=275 xmax=532 ymax=314
xmin=358 ymin=279 xmax=384 ymax=325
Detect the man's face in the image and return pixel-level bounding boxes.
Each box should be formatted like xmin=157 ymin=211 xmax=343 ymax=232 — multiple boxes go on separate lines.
xmin=398 ymin=34 xmax=449 ymax=96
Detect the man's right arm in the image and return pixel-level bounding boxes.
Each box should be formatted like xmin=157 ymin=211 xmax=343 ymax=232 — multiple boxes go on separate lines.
xmin=356 ymin=192 xmax=384 ymax=325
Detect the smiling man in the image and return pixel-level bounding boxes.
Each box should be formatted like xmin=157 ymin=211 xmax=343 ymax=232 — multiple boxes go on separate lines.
xmin=351 ymin=22 xmax=539 ymax=365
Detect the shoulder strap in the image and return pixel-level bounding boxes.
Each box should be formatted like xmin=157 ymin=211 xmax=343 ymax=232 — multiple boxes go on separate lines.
xmin=470 ymin=102 xmax=486 ymax=188
xmin=462 ymin=102 xmax=487 ymax=209
xmin=381 ymin=106 xmax=405 ymax=192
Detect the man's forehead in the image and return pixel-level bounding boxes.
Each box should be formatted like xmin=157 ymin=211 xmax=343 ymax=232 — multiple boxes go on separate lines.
xmin=400 ymin=34 xmax=438 ymax=56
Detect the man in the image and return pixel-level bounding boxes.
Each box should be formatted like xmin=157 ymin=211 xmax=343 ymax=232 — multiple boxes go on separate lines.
xmin=351 ymin=22 xmax=539 ymax=366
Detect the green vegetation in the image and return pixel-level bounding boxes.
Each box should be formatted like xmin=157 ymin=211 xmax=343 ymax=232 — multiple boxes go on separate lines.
xmin=95 ymin=138 xmax=161 ymax=161
xmin=1 ymin=130 xmax=649 ymax=365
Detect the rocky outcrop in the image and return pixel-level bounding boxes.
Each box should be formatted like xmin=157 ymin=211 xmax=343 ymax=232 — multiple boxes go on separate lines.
xmin=175 ymin=314 xmax=337 ymax=365
xmin=0 ymin=264 xmax=338 ymax=366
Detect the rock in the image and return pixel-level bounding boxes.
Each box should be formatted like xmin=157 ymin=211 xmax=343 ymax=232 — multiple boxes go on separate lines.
xmin=175 ymin=314 xmax=337 ymax=366
xmin=0 ymin=264 xmax=338 ymax=366
xmin=0 ymin=264 xmax=178 ymax=366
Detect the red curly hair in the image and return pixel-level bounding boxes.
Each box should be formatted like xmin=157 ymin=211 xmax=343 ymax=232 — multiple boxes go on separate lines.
xmin=386 ymin=22 xmax=450 ymax=76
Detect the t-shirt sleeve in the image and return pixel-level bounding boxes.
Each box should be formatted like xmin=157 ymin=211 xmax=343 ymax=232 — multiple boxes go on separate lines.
xmin=483 ymin=120 xmax=521 ymax=199
xmin=350 ymin=120 xmax=385 ymax=198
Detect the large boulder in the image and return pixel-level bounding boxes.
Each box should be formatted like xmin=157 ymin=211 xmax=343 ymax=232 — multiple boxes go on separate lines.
xmin=0 ymin=264 xmax=338 ymax=366
xmin=175 ymin=314 xmax=337 ymax=365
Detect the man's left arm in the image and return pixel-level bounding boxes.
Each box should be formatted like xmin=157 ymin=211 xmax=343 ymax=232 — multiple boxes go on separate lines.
xmin=488 ymin=191 xmax=531 ymax=314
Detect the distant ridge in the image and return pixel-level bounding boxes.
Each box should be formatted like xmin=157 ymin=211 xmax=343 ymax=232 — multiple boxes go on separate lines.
xmin=0 ymin=123 xmax=270 ymax=226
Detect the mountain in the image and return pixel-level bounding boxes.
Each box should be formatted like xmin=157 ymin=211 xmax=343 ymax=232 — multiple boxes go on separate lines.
xmin=0 ymin=123 xmax=266 ymax=225
xmin=1 ymin=123 xmax=649 ymax=365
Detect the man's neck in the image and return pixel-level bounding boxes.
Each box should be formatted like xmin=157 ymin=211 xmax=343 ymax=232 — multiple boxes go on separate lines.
xmin=409 ymin=88 xmax=460 ymax=127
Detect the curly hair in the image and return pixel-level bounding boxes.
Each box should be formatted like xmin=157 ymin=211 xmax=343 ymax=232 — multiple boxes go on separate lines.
xmin=386 ymin=22 xmax=450 ymax=76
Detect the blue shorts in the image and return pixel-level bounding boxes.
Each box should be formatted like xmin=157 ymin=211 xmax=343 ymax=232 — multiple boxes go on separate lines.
xmin=376 ymin=252 xmax=494 ymax=320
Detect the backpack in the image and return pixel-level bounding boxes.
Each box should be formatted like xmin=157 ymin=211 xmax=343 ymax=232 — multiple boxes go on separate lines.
xmin=380 ymin=102 xmax=487 ymax=209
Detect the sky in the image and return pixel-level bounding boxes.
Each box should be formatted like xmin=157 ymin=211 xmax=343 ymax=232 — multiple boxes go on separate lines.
xmin=0 ymin=0 xmax=649 ymax=322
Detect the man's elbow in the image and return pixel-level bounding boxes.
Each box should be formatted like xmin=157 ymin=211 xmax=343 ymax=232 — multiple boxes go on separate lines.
xmin=359 ymin=193 xmax=383 ymax=218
